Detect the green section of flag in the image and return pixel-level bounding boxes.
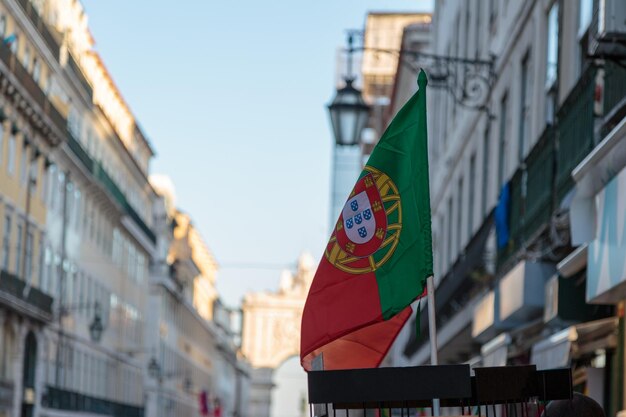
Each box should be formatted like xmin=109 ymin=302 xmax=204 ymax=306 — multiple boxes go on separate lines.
xmin=365 ymin=70 xmax=433 ymax=320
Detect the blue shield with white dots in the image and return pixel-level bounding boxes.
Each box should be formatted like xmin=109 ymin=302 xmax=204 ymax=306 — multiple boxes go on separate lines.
xmin=342 ymin=190 xmax=378 ymax=246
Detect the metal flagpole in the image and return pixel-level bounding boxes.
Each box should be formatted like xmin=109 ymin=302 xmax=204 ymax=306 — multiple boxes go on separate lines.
xmin=426 ymin=275 xmax=440 ymax=416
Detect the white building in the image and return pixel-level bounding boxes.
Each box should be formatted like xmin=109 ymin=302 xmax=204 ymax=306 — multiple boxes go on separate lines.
xmin=241 ymin=253 xmax=314 ymax=417
xmin=391 ymin=0 xmax=625 ymax=413
xmin=0 ymin=1 xmax=249 ymax=417
xmin=0 ymin=0 xmax=156 ymax=415
xmin=144 ymin=197 xmax=249 ymax=417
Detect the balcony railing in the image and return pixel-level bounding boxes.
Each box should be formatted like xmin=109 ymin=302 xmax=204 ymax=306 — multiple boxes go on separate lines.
xmin=15 ymin=0 xmax=61 ymax=61
xmin=0 ymin=43 xmax=66 ymax=136
xmin=67 ymin=133 xmax=94 ymax=173
xmin=524 ymin=126 xmax=556 ymax=241
xmin=66 ymin=52 xmax=93 ymax=100
xmin=67 ymin=133 xmax=157 ymax=244
xmin=499 ymin=65 xmax=597 ymax=268
xmin=556 ymin=66 xmax=596 ymax=201
xmin=0 ymin=269 xmax=53 ymax=320
xmin=604 ymin=62 xmax=626 ymax=114
xmin=602 ymin=61 xmax=626 ymax=138
xmin=44 ymin=386 xmax=144 ymax=417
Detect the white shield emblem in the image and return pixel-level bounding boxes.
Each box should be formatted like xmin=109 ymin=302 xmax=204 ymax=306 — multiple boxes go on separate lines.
xmin=342 ymin=191 xmax=376 ymax=244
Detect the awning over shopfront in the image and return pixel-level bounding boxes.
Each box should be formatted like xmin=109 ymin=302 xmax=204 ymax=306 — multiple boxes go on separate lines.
xmin=499 ymin=260 xmax=555 ymax=324
xmin=571 ymin=116 xmax=626 ymax=246
xmin=586 ymin=164 xmax=626 ymax=303
xmin=531 ymin=318 xmax=618 ymax=370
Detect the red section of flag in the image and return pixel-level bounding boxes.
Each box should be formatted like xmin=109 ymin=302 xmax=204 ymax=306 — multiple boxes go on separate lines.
xmin=300 ymin=256 xmax=411 ymax=371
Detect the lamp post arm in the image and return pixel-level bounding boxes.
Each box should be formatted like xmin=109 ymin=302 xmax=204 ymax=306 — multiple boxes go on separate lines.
xmin=339 ymin=39 xmax=497 ymax=112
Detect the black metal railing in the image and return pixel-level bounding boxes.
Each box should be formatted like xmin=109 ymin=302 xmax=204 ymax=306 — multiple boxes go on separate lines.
xmin=66 ymin=133 xmax=157 ymax=244
xmin=44 ymin=386 xmax=144 ymax=417
xmin=604 ymin=61 xmax=626 ymax=117
xmin=556 ymin=66 xmax=596 ymax=201
xmin=67 ymin=133 xmax=94 ymax=173
xmin=15 ymin=0 xmax=61 ymax=60
xmin=508 ymin=169 xmax=524 ymax=248
xmin=308 ymin=365 xmax=572 ymax=411
xmin=601 ymin=61 xmax=626 ymax=139
xmin=93 ymin=161 xmax=125 ymax=204
xmin=0 ymin=269 xmax=53 ymax=318
xmin=498 ymin=66 xmax=597 ymax=268
xmin=66 ymin=52 xmax=93 ymax=99
xmin=523 ymin=125 xmax=556 ymax=242
xmin=0 ymin=43 xmax=66 ymax=136
xmin=125 ymin=201 xmax=157 ymax=243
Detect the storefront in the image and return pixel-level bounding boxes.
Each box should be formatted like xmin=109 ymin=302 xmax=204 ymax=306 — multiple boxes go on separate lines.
xmin=570 ymin=115 xmax=626 ymax=415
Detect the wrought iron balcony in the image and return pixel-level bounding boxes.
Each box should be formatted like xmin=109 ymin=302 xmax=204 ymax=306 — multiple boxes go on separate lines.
xmin=602 ymin=61 xmax=626 ymax=138
xmin=43 ymin=386 xmax=144 ymax=417
xmin=499 ymin=65 xmax=598 ymax=268
xmin=66 ymin=52 xmax=93 ymax=100
xmin=15 ymin=0 xmax=61 ymax=61
xmin=67 ymin=133 xmax=157 ymax=244
xmin=0 ymin=43 xmax=66 ymax=141
xmin=556 ymin=66 xmax=596 ymax=201
xmin=0 ymin=269 xmax=53 ymax=322
xmin=66 ymin=132 xmax=94 ymax=172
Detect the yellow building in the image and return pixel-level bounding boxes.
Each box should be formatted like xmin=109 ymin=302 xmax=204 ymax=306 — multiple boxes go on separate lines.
xmin=169 ymin=210 xmax=218 ymax=321
xmin=0 ymin=0 xmax=157 ymax=415
xmin=149 ymin=176 xmax=246 ymax=417
xmin=0 ymin=2 xmax=247 ymax=417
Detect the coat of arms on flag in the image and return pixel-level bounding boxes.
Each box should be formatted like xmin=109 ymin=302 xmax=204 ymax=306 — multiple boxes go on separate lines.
xmin=328 ymin=167 xmax=402 ymax=274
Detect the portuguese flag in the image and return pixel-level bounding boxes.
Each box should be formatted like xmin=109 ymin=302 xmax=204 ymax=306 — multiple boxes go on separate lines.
xmin=301 ymin=70 xmax=433 ymax=371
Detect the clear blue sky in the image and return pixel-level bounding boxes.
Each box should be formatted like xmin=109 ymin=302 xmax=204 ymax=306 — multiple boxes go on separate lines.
xmin=82 ymin=0 xmax=433 ymax=307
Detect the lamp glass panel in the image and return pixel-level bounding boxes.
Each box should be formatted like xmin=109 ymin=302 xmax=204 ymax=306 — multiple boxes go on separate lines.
xmin=339 ymin=110 xmax=357 ymax=146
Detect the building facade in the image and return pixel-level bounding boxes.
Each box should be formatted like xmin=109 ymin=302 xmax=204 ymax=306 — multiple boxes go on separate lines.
xmin=144 ymin=201 xmax=248 ymax=417
xmin=0 ymin=1 xmax=247 ymax=417
xmin=241 ymin=253 xmax=314 ymax=417
xmin=385 ymin=0 xmax=626 ymax=415
xmin=0 ymin=0 xmax=155 ymax=415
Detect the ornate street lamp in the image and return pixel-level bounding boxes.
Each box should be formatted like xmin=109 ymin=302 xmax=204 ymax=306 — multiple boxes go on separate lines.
xmin=327 ymin=32 xmax=370 ymax=146
xmin=147 ymin=357 xmax=161 ymax=380
xmin=328 ymin=80 xmax=370 ymax=146
xmin=88 ymin=304 xmax=104 ymax=343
